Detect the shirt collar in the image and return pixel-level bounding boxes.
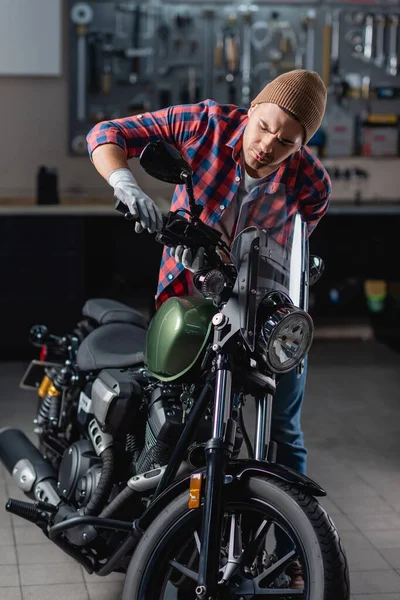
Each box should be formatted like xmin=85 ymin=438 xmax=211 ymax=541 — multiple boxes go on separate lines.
xmin=226 ymin=115 xmax=248 ymax=162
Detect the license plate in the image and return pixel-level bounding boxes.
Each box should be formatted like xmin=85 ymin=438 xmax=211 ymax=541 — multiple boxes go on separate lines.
xmin=19 ymin=360 xmax=62 ymax=391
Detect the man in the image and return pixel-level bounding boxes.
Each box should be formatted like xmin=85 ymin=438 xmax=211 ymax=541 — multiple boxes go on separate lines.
xmin=87 ymin=69 xmax=331 ymax=587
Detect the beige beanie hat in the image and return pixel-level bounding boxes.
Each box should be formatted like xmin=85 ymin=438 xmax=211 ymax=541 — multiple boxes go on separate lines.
xmin=251 ymin=70 xmax=327 ymax=143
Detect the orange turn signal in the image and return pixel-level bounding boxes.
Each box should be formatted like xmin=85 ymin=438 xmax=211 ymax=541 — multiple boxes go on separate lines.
xmin=188 ymin=473 xmax=203 ymax=509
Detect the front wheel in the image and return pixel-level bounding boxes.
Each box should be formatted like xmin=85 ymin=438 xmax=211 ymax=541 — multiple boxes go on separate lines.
xmin=122 ymin=476 xmax=350 ymax=599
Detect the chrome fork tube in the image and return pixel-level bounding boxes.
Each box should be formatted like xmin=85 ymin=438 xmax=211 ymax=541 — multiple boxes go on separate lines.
xmin=212 ymin=368 xmax=233 ymax=439
xmin=254 ymin=393 xmax=274 ymax=461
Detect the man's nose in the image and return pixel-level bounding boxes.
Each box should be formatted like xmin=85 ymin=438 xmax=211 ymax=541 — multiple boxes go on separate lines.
xmin=260 ymin=134 xmax=274 ymax=154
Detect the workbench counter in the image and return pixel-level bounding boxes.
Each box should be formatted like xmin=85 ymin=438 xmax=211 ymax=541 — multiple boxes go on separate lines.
xmin=0 ymin=202 xmax=400 ymax=216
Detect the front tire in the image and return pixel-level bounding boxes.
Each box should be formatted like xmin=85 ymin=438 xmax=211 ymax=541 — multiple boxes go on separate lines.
xmin=123 ymin=476 xmax=350 ymax=599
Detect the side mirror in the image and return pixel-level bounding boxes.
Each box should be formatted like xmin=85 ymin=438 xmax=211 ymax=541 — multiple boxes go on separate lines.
xmin=29 ymin=324 xmax=50 ymax=347
xmin=309 ymin=255 xmax=325 ymax=286
xmin=139 ymin=140 xmax=202 ymax=218
xmin=139 ymin=140 xmax=192 ymax=185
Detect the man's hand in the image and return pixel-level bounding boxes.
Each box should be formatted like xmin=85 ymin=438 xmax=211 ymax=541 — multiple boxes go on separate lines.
xmin=170 ymin=246 xmax=205 ymax=272
xmin=109 ymin=168 xmax=163 ymax=234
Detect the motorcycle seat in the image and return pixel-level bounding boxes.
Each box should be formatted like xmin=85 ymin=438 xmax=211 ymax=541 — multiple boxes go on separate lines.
xmin=82 ymin=298 xmax=148 ymax=329
xmin=76 ymin=322 xmax=147 ymax=371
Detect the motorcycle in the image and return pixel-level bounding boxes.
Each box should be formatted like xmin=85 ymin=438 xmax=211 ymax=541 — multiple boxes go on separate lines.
xmin=0 ymin=140 xmax=349 ymax=599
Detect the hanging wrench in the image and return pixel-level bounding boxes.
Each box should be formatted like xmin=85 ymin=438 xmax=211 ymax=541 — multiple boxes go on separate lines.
xmin=71 ymin=2 xmax=94 ymax=122
xmin=241 ymin=11 xmax=252 ymax=107
xmin=387 ymin=15 xmax=399 ymax=76
xmin=363 ymin=14 xmax=374 ymax=62
xmin=331 ymin=9 xmax=341 ymax=78
xmin=305 ymin=9 xmax=316 ymax=71
xmin=374 ymin=14 xmax=386 ymax=68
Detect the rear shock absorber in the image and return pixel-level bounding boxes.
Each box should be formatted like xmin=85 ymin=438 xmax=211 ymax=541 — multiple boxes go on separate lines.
xmin=35 ymin=366 xmax=73 ymax=430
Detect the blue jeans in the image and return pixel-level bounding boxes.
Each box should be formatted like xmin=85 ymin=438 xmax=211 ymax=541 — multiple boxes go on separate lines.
xmin=272 ymin=356 xmax=308 ymax=558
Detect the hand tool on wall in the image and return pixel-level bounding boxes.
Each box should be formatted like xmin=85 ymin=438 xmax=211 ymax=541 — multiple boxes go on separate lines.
xmin=225 ymin=15 xmax=240 ymax=73
xmin=322 ymin=11 xmax=332 ymax=87
xmin=295 ymin=15 xmax=309 ymax=70
xmin=262 ymin=12 xmax=296 ymax=70
xmin=214 ymin=29 xmax=224 ymax=69
xmin=250 ymin=21 xmax=270 ymax=52
xmin=387 ymin=15 xmax=399 ymax=76
xmin=330 ymin=10 xmax=349 ymax=105
xmin=361 ymin=75 xmax=371 ymax=100
xmin=224 ymin=14 xmax=240 ymax=105
xmin=202 ymin=9 xmax=215 ymax=99
xmin=374 ymin=14 xmax=386 ymax=69
xmin=101 ymin=33 xmax=114 ymax=95
xmin=130 ymin=4 xmax=141 ymax=82
xmin=180 ymin=67 xmax=201 ymax=104
xmin=345 ymin=11 xmax=364 ymax=27
xmin=240 ymin=10 xmax=253 ymax=107
xmin=87 ymin=32 xmax=102 ymax=96
xmin=304 ymin=9 xmax=316 ymax=71
xmin=363 ymin=14 xmax=374 ymax=62
xmin=330 ymin=10 xmax=341 ymax=83
xmin=71 ymin=2 xmax=94 ymax=122
xmin=345 ymin=29 xmax=364 ymax=56
xmin=115 ymin=7 xmax=128 ymax=41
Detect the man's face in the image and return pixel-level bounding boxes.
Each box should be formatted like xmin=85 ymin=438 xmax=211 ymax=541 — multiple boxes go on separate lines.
xmin=242 ymin=103 xmax=304 ymax=178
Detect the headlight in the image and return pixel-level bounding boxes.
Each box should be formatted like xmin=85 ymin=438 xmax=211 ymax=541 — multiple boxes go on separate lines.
xmin=260 ymin=305 xmax=313 ymax=374
xmin=194 ymin=269 xmax=225 ymax=298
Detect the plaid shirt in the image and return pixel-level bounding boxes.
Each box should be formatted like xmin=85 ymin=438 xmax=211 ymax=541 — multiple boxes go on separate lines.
xmin=87 ymin=100 xmax=331 ymax=308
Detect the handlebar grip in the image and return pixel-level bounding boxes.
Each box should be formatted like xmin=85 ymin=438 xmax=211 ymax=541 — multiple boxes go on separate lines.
xmin=114 ymin=199 xmax=136 ymax=220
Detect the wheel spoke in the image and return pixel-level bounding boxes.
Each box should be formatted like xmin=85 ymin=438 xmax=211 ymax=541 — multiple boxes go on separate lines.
xmin=238 ymin=518 xmax=272 ymax=568
xmin=194 ymin=530 xmax=201 ymax=554
xmin=220 ymin=513 xmax=243 ymax=583
xmin=168 ymin=560 xmax=198 ymax=582
xmin=253 ymin=549 xmax=296 ymax=586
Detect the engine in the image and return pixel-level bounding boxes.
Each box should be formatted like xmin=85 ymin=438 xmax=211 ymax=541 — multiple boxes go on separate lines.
xmin=57 ymin=439 xmax=102 ymax=506
xmin=57 ymin=367 xmax=242 ymax=512
xmin=58 ymin=367 xmax=143 ymax=508
xmin=134 ymin=385 xmax=186 ymax=474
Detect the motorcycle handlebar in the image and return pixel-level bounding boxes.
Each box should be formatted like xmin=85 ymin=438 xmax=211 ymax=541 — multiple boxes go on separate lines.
xmin=114 ymin=198 xmax=168 ymax=228
xmin=115 ymin=198 xmax=231 ymax=270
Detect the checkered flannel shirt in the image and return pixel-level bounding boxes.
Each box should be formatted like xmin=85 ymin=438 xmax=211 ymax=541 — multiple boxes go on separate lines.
xmin=87 ymin=100 xmax=331 ymax=308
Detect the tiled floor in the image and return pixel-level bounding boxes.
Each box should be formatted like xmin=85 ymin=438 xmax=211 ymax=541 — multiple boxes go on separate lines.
xmin=1 ymin=340 xmax=400 ymax=598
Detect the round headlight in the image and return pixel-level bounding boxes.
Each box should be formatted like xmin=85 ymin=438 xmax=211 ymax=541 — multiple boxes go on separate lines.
xmin=261 ymin=305 xmax=313 ymax=374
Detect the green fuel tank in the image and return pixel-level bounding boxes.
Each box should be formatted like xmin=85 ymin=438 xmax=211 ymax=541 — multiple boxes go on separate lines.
xmin=145 ymin=296 xmax=217 ymax=382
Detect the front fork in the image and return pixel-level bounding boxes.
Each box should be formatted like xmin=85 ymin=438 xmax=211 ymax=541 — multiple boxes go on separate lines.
xmin=196 ymin=353 xmax=235 ymax=599
xmin=196 ymin=355 xmax=276 ymax=598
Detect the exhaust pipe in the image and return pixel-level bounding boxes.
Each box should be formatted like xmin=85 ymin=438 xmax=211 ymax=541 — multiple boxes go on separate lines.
xmin=0 ymin=428 xmax=60 ymax=505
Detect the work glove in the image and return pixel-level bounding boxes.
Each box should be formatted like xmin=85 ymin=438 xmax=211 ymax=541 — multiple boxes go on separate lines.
xmin=108 ymin=168 xmax=163 ymax=234
xmin=170 ymin=245 xmax=206 ymax=272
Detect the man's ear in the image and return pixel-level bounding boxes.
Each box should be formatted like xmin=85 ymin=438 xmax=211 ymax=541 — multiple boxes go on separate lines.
xmin=248 ymin=103 xmax=257 ymax=117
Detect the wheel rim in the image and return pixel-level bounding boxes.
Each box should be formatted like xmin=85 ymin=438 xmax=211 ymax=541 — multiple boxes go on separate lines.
xmin=138 ymin=497 xmax=311 ymax=599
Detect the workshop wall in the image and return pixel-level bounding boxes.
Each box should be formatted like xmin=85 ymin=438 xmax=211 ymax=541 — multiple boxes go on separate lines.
xmin=0 ymin=1 xmax=172 ymax=203
xmin=1 ymin=0 xmax=400 ymax=205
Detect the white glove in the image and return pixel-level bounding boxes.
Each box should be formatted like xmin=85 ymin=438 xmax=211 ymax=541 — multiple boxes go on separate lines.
xmin=170 ymin=245 xmax=205 ymax=272
xmin=108 ymin=168 xmax=163 ymax=234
